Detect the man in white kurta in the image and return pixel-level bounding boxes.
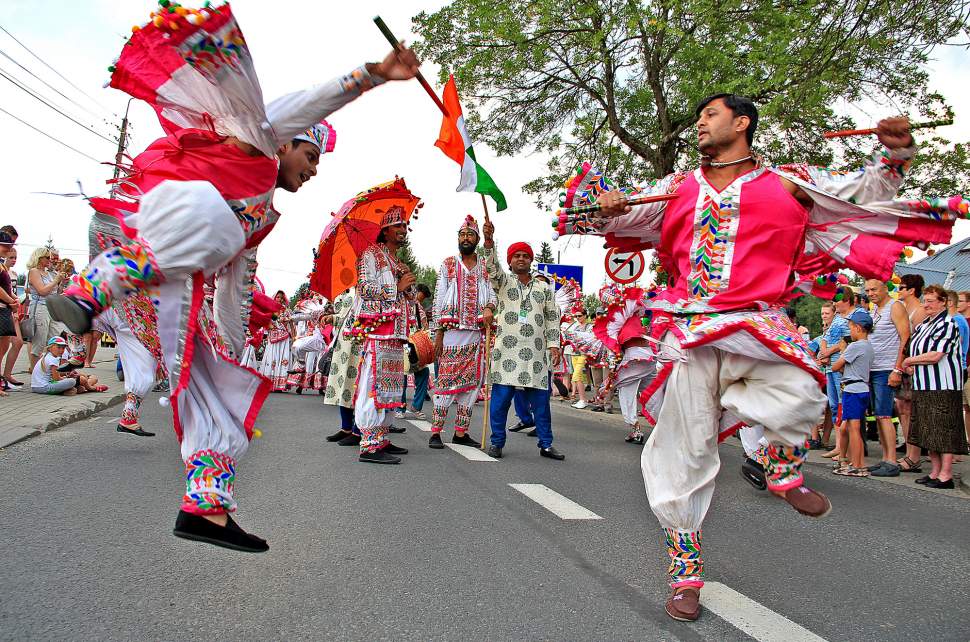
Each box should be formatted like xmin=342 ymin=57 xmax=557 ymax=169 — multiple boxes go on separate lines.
xmin=352 ymin=207 xmax=415 ymax=464
xmin=428 ymin=215 xmax=496 ymax=449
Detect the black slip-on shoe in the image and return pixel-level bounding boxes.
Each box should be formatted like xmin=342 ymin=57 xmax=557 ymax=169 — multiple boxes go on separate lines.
xmin=387 ymin=425 xmax=407 ymax=434
xmin=359 ymin=450 xmax=401 ymax=464
xmin=173 ymin=510 xmax=269 ymax=553
xmin=741 ymin=457 xmax=767 ymax=491
xmin=46 ymin=294 xmax=94 ymax=335
xmin=326 ymin=429 xmax=350 ymax=442
xmin=452 ymin=433 xmax=479 ymax=447
xmin=117 ymin=424 xmax=155 ymax=437
xmin=485 ymin=445 xmax=503 ymax=459
xmin=381 ymin=441 xmax=409 ymax=455
xmin=429 ymin=433 xmax=445 ymax=449
xmin=337 ymin=433 xmax=361 ymax=446
xmin=539 ymin=446 xmax=565 ymax=461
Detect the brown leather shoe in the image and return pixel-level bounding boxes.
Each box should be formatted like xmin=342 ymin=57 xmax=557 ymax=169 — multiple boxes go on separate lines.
xmin=780 ymin=485 xmax=831 ymax=517
xmin=665 ymin=586 xmax=701 ymax=621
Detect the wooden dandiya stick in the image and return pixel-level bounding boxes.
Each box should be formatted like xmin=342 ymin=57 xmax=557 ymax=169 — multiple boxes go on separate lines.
xmin=373 ymin=16 xmax=447 ymax=117
xmin=823 ymin=118 xmax=953 ymax=139
xmin=480 ymin=324 xmax=493 ymax=450
xmin=555 ymin=192 xmax=678 ymax=217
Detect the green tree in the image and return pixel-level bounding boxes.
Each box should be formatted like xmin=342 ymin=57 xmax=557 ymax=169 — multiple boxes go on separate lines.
xmin=793 ymin=295 xmax=825 ymax=338
xmin=537 ymin=241 xmax=555 ymax=264
xmin=414 ymin=0 xmax=970 ymax=202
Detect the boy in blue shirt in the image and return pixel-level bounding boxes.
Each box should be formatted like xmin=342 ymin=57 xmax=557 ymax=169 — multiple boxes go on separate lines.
xmin=832 ymin=309 xmax=875 ymax=477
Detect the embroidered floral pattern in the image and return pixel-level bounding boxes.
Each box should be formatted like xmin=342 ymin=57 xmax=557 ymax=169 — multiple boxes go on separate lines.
xmin=454 ymin=404 xmax=472 ymax=433
xmin=764 ymin=442 xmax=809 ymax=490
xmin=431 ymin=403 xmax=448 ymax=433
xmin=664 ymin=528 xmax=703 ymax=584
xmin=181 ymin=449 xmax=236 ymax=514
xmin=434 ymin=342 xmax=483 ymax=395
xmin=120 ymin=392 xmax=142 ymax=427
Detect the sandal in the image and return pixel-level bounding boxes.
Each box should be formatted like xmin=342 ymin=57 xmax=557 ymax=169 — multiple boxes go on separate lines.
xmin=821 ymin=450 xmax=840 ymax=459
xmin=91 ymin=385 xmax=109 ymax=392
xmin=897 ymin=456 xmax=922 ymax=473
xmin=831 ymin=459 xmax=850 ymax=474
xmin=834 ymin=466 xmax=870 ymax=477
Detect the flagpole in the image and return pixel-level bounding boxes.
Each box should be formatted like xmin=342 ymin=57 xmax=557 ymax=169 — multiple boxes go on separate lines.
xmin=373 ymin=17 xmax=447 ymax=117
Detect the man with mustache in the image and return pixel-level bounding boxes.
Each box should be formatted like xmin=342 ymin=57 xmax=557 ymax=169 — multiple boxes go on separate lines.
xmin=427 ymin=215 xmax=496 ymax=449
xmin=559 ymin=92 xmax=951 ymax=621
xmin=351 ymin=207 xmax=415 ymax=464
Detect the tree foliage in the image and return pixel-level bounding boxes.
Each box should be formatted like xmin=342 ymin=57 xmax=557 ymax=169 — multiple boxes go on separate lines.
xmin=413 ymin=0 xmax=970 ymax=203
xmin=537 ymin=241 xmax=555 ymax=263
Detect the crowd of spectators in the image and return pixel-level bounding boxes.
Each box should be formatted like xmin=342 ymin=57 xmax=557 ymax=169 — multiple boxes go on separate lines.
xmin=811 ymin=275 xmax=969 ymax=488
xmin=0 ymin=226 xmax=108 ymax=398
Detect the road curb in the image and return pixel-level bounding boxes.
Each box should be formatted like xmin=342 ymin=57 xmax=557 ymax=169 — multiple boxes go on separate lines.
xmin=0 ymin=391 xmax=126 ymax=449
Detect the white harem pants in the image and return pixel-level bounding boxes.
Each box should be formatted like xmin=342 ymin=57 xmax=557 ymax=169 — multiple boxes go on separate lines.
xmin=642 ymin=333 xmax=825 ymax=587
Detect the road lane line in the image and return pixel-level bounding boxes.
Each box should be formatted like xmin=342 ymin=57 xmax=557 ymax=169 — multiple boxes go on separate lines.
xmin=703 ymin=582 xmax=828 ymax=642
xmin=508 ymin=484 xmax=602 ymax=520
xmin=403 ymin=418 xmax=432 ymax=432
xmin=444 ymin=443 xmax=497 ymax=461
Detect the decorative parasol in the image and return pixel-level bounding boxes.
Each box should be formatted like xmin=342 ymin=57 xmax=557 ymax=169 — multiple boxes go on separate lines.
xmin=310 ymin=177 xmax=422 ymax=300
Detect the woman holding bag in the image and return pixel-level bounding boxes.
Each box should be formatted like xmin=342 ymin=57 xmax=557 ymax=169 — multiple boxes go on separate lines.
xmin=25 ymin=247 xmax=65 ymax=372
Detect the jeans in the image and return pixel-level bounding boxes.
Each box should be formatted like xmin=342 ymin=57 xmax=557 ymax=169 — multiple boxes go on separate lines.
xmin=32 ymin=378 xmax=76 ymax=395
xmin=825 ymin=371 xmax=842 ymax=423
xmin=869 ymin=370 xmax=895 ymax=417
xmin=401 ymin=367 xmax=430 ymax=411
xmin=339 ymin=405 xmax=360 ymax=435
xmin=513 ymin=388 xmax=535 ymax=426
xmin=490 ymin=380 xmax=553 ymax=449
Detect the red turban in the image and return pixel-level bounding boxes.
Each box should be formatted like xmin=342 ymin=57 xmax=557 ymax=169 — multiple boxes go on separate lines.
xmin=507 ymin=242 xmax=534 ymax=263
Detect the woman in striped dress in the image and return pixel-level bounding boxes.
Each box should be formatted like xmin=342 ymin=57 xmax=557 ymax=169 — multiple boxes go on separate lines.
xmin=902 ymin=285 xmax=969 ymax=489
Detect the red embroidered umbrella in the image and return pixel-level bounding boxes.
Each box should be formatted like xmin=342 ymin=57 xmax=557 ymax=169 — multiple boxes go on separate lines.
xmin=310 ymin=177 xmax=422 ymax=300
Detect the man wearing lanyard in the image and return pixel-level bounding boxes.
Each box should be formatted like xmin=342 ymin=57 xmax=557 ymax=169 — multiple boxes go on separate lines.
xmin=480 ymin=219 xmax=564 ymax=460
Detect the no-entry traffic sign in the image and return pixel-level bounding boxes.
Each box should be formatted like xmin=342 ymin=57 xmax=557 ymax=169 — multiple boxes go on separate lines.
xmin=604 ymin=249 xmax=645 ymax=284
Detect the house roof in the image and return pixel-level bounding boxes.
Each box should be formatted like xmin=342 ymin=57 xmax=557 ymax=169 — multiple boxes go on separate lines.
xmin=894 ymin=237 xmax=970 ymax=291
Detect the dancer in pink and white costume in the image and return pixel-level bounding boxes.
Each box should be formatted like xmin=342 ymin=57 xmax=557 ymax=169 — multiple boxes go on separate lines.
xmin=47 ymin=2 xmax=421 ymax=552
xmin=428 ymin=215 xmax=496 ymax=449
xmin=556 ymin=93 xmax=961 ymax=621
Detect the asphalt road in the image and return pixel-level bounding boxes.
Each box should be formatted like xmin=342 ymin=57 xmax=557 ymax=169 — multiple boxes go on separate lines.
xmin=1 ymin=392 xmax=968 ymax=641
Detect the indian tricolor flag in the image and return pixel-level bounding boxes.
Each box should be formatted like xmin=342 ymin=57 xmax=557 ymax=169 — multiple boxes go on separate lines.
xmin=435 ymin=75 xmax=508 ymax=211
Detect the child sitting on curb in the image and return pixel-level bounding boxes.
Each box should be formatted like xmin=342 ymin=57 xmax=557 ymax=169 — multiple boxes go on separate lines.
xmin=31 ymin=336 xmax=106 ymax=395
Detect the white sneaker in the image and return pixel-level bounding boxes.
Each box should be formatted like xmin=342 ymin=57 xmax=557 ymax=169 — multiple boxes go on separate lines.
xmin=571 ymin=400 xmax=587 ymax=409
xmin=393 ymin=410 xmax=405 ymax=419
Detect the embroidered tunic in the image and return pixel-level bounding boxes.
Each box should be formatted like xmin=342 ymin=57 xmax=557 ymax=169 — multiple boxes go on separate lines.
xmin=483 ymin=247 xmax=560 ymax=390
xmin=351 ymin=244 xmax=413 ymax=341
xmin=430 ymin=255 xmax=496 ymax=332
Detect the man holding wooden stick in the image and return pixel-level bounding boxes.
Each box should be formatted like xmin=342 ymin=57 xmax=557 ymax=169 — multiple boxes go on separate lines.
xmin=481 ymin=218 xmax=564 ymax=461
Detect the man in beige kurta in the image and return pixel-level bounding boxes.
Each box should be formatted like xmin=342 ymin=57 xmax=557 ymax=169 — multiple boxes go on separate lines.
xmin=482 ymin=218 xmax=564 ymax=460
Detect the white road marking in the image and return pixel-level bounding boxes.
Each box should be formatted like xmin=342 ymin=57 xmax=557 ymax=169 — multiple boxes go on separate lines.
xmin=508 ymin=484 xmax=602 ymax=520
xmin=444 ymin=443 xmax=497 ymax=462
xmin=702 ymin=582 xmax=828 ymax=642
xmin=403 ymin=418 xmax=432 ymax=432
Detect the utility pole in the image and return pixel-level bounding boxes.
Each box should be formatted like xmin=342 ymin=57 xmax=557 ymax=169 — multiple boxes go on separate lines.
xmin=110 ymin=97 xmax=133 ymax=197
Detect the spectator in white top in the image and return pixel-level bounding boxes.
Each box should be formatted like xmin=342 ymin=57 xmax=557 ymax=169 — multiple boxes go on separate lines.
xmin=31 ymin=337 xmax=78 ymax=395
xmin=863 ymin=279 xmax=910 ymax=476
xmin=902 ymin=285 xmax=968 ymax=489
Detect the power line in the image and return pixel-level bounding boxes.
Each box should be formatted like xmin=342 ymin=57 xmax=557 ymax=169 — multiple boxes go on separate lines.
xmin=0 ymin=106 xmax=103 ymax=163
xmin=0 ymin=47 xmax=113 ymax=124
xmin=0 ymin=23 xmax=118 ymax=118
xmin=0 ymin=69 xmax=117 ymax=144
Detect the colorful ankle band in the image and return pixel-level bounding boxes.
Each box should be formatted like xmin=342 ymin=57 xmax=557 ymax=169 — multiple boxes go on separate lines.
xmin=181 ymin=449 xmax=236 ymax=515
xmin=664 ymin=527 xmax=703 ymax=585
xmin=765 ymin=442 xmax=808 ymax=490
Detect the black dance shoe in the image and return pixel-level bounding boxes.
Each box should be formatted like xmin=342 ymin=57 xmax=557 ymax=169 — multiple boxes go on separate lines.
xmin=173 ymin=510 xmax=269 ymax=553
